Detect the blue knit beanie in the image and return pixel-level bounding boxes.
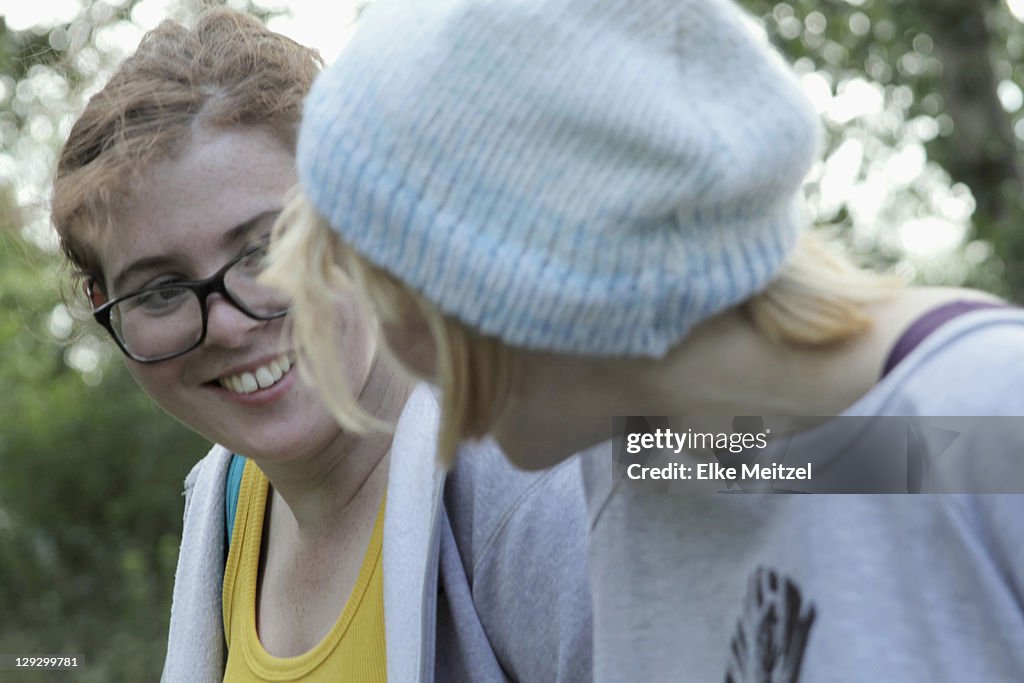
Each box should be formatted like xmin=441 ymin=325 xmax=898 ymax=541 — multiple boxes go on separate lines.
xmin=298 ymin=0 xmax=820 ymax=357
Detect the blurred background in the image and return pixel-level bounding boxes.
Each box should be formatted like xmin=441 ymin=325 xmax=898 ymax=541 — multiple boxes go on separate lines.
xmin=1 ymin=0 xmax=1023 ymax=679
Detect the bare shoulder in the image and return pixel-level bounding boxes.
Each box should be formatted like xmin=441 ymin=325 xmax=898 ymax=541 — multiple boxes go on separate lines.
xmin=865 ymin=285 xmax=1005 ymax=344
xmin=833 ymin=286 xmax=1008 ymax=400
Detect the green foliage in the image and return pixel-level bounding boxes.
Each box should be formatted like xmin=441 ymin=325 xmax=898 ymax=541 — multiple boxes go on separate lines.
xmin=0 ymin=17 xmax=61 ymax=82
xmin=741 ymin=0 xmax=1024 ymax=299
xmin=0 ymin=229 xmax=210 ymax=679
xmin=1 ymin=2 xmax=289 ymax=677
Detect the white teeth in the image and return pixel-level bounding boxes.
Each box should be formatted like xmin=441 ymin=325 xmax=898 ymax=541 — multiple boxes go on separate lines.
xmin=218 ymin=353 xmax=295 ymax=395
xmin=239 ymin=372 xmax=258 ymax=393
xmin=269 ymin=360 xmax=283 ymax=381
xmin=255 ymin=367 xmax=274 ymax=389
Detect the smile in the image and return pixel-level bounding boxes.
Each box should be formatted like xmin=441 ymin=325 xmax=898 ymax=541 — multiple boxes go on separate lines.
xmin=218 ymin=354 xmax=294 ymax=395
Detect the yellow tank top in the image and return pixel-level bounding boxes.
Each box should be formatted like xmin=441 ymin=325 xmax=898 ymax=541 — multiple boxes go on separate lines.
xmin=222 ymin=460 xmax=387 ymax=682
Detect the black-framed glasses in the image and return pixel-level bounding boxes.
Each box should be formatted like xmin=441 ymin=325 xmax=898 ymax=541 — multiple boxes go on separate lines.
xmin=92 ymin=242 xmax=289 ymax=363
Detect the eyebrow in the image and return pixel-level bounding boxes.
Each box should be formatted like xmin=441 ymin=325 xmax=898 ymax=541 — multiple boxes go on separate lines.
xmin=219 ymin=209 xmax=281 ymax=248
xmin=110 ymin=210 xmax=282 ymax=296
xmin=110 ymin=253 xmax=185 ymax=298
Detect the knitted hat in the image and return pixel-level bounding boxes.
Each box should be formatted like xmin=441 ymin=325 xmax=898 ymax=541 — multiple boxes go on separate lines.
xmin=298 ymin=0 xmax=820 ymax=357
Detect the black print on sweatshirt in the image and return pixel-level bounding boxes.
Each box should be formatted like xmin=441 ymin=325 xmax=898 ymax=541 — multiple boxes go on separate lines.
xmin=725 ymin=566 xmax=817 ymax=683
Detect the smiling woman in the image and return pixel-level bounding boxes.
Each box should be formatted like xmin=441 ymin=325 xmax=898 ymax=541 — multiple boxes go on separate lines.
xmin=80 ymin=125 xmax=360 ymax=458
xmin=50 ymin=8 xmax=592 ymax=682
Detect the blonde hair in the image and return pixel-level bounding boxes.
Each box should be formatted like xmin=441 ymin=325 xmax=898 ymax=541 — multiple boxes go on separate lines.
xmin=267 ymin=194 xmax=898 ymax=467
xmin=52 ymin=8 xmax=322 ymax=292
xmin=746 ymin=233 xmax=900 ymax=345
xmin=263 ymin=195 xmax=514 ymax=464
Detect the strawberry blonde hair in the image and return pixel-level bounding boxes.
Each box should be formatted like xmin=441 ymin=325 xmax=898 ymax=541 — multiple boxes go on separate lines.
xmin=52 ymin=8 xmax=322 ymax=290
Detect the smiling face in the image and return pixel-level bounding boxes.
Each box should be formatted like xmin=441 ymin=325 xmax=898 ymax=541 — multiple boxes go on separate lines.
xmin=93 ymin=126 xmax=377 ymax=460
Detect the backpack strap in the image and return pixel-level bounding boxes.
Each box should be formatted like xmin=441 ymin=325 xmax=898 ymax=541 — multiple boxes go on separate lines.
xmin=225 ymin=454 xmax=247 ymax=548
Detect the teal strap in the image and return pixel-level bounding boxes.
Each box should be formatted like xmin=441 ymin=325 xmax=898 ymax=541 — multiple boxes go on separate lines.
xmin=225 ymin=454 xmax=247 ymax=548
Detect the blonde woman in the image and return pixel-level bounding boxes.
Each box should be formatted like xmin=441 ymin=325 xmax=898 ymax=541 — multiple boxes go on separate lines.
xmin=266 ymin=0 xmax=1024 ymax=680
xmin=51 ymin=9 xmax=591 ymax=682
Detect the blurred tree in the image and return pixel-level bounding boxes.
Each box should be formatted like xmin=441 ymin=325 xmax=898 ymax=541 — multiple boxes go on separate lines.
xmin=1 ymin=3 xmax=228 ymax=680
xmin=0 ymin=211 xmax=211 ymax=680
xmin=917 ymin=0 xmax=1019 ymax=218
xmin=742 ymin=0 xmax=1024 ymax=299
xmin=0 ymin=229 xmax=210 ymax=681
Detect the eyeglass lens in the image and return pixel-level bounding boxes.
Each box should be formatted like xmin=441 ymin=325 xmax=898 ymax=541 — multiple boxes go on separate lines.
xmin=109 ymin=248 xmax=290 ymax=359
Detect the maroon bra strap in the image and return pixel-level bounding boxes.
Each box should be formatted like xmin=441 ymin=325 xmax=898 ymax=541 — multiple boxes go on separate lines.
xmin=881 ymin=300 xmax=1007 ymax=379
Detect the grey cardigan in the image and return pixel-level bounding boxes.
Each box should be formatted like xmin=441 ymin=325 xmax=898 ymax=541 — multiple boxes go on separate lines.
xmin=161 ymin=385 xmax=593 ymax=682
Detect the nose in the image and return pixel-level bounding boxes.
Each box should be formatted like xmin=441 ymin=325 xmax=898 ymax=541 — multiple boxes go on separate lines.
xmin=202 ymin=293 xmax=263 ymax=349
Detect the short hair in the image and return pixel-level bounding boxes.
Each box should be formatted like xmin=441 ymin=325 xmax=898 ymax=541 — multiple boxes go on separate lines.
xmin=264 ymin=192 xmax=899 ymax=467
xmin=52 ymin=8 xmax=322 ymax=289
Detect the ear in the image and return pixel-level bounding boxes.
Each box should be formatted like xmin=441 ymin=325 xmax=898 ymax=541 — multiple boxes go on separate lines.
xmin=85 ymin=279 xmax=107 ymax=309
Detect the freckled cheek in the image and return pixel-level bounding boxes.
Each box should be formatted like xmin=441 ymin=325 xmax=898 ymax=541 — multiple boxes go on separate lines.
xmin=123 ymin=360 xmax=194 ymax=414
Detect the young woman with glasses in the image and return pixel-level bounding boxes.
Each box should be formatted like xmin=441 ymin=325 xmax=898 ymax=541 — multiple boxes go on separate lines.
xmin=51 ymin=9 xmax=591 ymax=682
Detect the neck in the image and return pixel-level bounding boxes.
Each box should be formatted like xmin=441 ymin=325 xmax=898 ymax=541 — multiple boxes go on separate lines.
xmin=493 ymin=308 xmax=880 ymax=469
xmin=256 ymin=354 xmax=414 ymax=535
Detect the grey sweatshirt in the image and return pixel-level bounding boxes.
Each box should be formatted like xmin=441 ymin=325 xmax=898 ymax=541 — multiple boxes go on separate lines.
xmin=580 ymin=308 xmax=1024 ymax=682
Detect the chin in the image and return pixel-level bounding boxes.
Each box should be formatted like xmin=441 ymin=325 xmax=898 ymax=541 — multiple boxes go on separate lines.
xmin=501 ymin=446 xmax=570 ymax=472
xmin=211 ymin=423 xmax=336 ymax=462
